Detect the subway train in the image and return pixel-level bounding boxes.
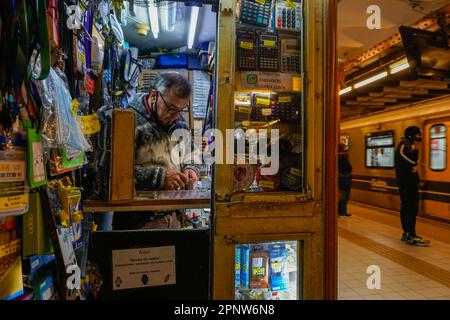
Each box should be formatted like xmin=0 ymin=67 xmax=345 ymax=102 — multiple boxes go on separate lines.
xmin=340 ymin=96 xmax=450 ymax=222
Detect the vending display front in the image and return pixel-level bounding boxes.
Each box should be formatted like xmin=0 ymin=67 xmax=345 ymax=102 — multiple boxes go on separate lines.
xmin=233 ymin=0 xmax=304 ymax=194
xmin=235 ymin=241 xmax=300 ymax=300
xmin=214 ymin=0 xmax=329 ymax=300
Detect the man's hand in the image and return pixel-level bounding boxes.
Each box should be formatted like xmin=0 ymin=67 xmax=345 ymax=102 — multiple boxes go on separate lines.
xmin=163 ymin=169 xmax=189 ymax=190
xmin=183 ymin=169 xmax=199 ymax=190
xmin=411 ymin=167 xmax=418 ymax=173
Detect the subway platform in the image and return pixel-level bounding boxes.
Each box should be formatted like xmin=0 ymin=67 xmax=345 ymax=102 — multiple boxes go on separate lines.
xmin=338 ymin=202 xmax=450 ymax=300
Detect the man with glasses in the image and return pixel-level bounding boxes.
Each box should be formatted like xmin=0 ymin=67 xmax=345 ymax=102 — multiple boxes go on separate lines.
xmin=113 ymin=72 xmax=200 ymax=230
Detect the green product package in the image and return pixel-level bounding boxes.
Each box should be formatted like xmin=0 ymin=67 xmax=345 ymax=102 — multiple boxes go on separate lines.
xmin=27 ymin=128 xmax=48 ymax=188
xmin=22 ymin=192 xmax=53 ymax=257
xmin=60 ymin=148 xmax=84 ymax=170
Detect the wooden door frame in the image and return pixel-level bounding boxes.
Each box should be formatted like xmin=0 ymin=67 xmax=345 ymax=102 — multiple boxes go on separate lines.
xmin=325 ymin=0 xmax=338 ymax=300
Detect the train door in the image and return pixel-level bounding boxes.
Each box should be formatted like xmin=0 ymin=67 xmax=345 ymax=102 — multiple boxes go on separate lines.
xmin=422 ymin=118 xmax=450 ymax=221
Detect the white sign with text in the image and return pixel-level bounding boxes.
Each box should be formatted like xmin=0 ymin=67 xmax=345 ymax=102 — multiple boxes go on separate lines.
xmin=112 ymin=246 xmax=176 ymax=291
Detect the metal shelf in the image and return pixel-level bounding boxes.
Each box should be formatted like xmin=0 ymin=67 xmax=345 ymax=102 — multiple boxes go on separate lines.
xmin=83 ymin=190 xmax=211 ymax=212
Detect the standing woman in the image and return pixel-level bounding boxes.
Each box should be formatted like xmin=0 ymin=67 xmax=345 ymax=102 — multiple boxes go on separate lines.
xmin=338 ymin=143 xmax=352 ymax=217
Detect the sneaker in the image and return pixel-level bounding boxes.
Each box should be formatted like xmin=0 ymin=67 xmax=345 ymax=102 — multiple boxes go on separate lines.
xmin=406 ymin=236 xmax=429 ymax=246
xmin=339 ymin=213 xmax=352 ymax=217
xmin=411 ymin=235 xmax=430 ymax=244
xmin=401 ymin=233 xmax=408 ymax=242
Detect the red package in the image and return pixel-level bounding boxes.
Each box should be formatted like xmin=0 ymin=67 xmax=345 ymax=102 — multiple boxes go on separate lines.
xmin=249 ymin=251 xmax=270 ymax=289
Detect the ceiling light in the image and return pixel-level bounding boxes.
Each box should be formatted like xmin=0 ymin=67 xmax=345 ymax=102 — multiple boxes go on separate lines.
xmin=339 ymin=87 xmax=352 ymax=96
xmin=354 ymin=71 xmax=388 ymax=89
xmin=390 ymin=62 xmax=410 ymax=74
xmin=187 ymin=6 xmax=200 ymax=49
xmin=147 ymin=1 xmax=159 ymax=39
xmin=162 ymin=1 xmax=177 ymax=32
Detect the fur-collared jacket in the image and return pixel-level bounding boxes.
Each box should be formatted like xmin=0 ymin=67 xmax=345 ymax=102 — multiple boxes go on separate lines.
xmin=128 ymin=93 xmax=199 ymax=191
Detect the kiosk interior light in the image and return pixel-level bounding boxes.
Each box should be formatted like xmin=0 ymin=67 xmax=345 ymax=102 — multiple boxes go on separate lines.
xmin=188 ymin=6 xmax=200 ymax=49
xmin=148 ymin=1 xmax=159 ymax=39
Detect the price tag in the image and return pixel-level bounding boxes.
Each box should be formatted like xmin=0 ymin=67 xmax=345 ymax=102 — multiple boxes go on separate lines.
xmin=256 ymin=97 xmax=271 ymax=106
xmin=0 ymin=194 xmax=28 ymax=211
xmin=0 ymin=161 xmax=26 ymax=182
xmin=259 ymin=180 xmax=275 ymax=189
xmin=252 ymin=267 xmax=266 ymax=276
xmin=263 ymin=40 xmax=276 ymax=47
xmin=286 ymin=0 xmax=297 ymax=9
xmin=84 ymin=74 xmax=95 ymax=95
xmin=271 ymin=262 xmax=282 ymax=272
xmin=262 ymin=108 xmax=272 ymax=116
xmin=0 ymin=240 xmax=21 ymax=259
xmin=71 ymin=99 xmax=79 ymax=116
xmin=292 ymin=76 xmax=302 ymax=92
xmin=255 ymin=0 xmax=265 ymax=5
xmin=78 ymin=52 xmax=86 ymax=65
xmin=279 ymin=96 xmax=292 ymax=103
xmin=240 ymin=41 xmax=254 ymax=50
xmin=239 ymin=106 xmax=251 ymax=114
xmin=77 ymin=114 xmax=101 ymax=135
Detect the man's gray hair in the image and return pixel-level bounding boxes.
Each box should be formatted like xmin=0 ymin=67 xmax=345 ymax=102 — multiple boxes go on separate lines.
xmin=152 ymin=72 xmax=192 ymax=98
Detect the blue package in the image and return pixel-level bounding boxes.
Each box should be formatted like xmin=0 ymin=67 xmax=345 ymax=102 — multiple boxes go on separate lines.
xmin=269 ymin=243 xmax=288 ymax=291
xmin=235 ymin=247 xmax=241 ymax=288
xmin=157 ymin=53 xmax=188 ymax=68
xmin=188 ymin=55 xmax=202 ymax=70
xmin=240 ymin=245 xmax=250 ymax=288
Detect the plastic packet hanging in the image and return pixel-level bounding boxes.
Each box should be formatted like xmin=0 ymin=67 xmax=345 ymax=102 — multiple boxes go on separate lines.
xmin=0 ymin=148 xmax=29 ymax=217
xmin=33 ymin=68 xmax=92 ymax=153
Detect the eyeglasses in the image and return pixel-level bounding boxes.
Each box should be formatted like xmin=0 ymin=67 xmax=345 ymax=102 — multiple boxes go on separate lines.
xmin=156 ymin=91 xmax=190 ymax=114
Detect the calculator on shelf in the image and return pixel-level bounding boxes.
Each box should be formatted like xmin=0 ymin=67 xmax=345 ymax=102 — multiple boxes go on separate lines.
xmin=272 ymin=93 xmax=301 ymax=122
xmin=281 ymin=37 xmax=301 ymax=73
xmin=275 ymin=0 xmax=302 ymax=32
xmin=237 ymin=30 xmax=257 ymax=71
xmin=257 ymin=32 xmax=280 ymax=72
xmin=239 ymin=0 xmax=273 ymax=27
xmin=251 ymin=93 xmax=301 ymax=122
xmin=251 ymin=93 xmax=276 ymax=122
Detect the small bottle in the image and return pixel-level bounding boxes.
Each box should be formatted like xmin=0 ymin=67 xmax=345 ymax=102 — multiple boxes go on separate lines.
xmin=192 ymin=212 xmax=200 ymax=229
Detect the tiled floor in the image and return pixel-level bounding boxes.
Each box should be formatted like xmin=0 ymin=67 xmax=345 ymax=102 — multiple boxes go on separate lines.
xmin=338 ymin=202 xmax=450 ymax=300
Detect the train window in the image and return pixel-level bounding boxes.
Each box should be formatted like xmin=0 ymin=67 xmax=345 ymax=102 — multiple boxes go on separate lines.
xmin=430 ymin=125 xmax=446 ymax=171
xmin=365 ymin=131 xmax=395 ymax=168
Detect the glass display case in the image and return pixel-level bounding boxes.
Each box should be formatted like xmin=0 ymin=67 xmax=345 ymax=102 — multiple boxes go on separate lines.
xmin=235 ymin=240 xmax=301 ymax=300
xmin=213 ymin=0 xmax=333 ymax=300
xmin=230 ymin=0 xmax=305 ymax=195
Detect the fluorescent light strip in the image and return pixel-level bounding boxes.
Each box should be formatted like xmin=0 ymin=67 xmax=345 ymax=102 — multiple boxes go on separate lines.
xmin=339 ymin=87 xmax=352 ymax=96
xmin=354 ymin=71 xmax=388 ymax=89
xmin=148 ymin=1 xmax=159 ymax=39
xmin=390 ymin=62 xmax=410 ymax=74
xmin=164 ymin=2 xmax=170 ymax=31
xmin=188 ymin=6 xmax=199 ymax=49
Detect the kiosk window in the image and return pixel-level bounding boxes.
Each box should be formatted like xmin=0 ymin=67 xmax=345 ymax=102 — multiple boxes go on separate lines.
xmin=430 ymin=125 xmax=446 ymax=171
xmin=365 ymin=132 xmax=395 ymax=168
